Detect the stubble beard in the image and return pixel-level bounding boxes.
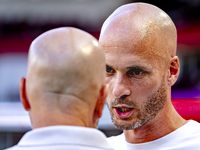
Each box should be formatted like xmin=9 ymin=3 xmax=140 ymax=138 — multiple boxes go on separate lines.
xmin=107 ymin=77 xmax=167 ymax=130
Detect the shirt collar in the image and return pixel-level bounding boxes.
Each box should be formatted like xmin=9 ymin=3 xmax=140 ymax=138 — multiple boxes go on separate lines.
xmin=18 ymin=125 xmax=113 ymax=150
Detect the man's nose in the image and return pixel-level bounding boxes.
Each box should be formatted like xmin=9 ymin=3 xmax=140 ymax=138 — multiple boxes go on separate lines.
xmin=112 ymin=75 xmax=131 ymax=98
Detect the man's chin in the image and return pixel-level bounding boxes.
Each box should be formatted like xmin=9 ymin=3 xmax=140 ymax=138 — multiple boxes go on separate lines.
xmin=112 ymin=118 xmax=140 ymax=130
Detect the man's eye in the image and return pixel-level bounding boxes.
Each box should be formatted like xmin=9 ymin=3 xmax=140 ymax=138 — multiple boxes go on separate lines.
xmin=129 ymin=70 xmax=141 ymax=75
xmin=134 ymin=70 xmax=141 ymax=75
xmin=106 ymin=66 xmax=114 ymax=74
xmin=127 ymin=69 xmax=144 ymax=77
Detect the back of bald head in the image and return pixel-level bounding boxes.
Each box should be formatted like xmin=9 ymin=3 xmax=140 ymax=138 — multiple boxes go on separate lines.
xmin=26 ymin=27 xmax=105 ymax=108
xmin=99 ymin=3 xmax=177 ymax=62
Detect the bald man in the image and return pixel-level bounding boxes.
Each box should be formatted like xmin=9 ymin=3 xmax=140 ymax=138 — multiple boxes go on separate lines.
xmin=99 ymin=2 xmax=200 ymax=150
xmin=5 ymin=27 xmax=113 ymax=150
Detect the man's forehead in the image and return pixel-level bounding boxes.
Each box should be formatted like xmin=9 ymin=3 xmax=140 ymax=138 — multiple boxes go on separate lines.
xmin=105 ymin=48 xmax=151 ymax=65
xmin=103 ymin=41 xmax=162 ymax=57
xmin=104 ymin=44 xmax=166 ymax=70
xmin=101 ymin=33 xmax=170 ymax=72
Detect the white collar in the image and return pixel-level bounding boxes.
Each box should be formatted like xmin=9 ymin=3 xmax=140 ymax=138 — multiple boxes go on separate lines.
xmin=18 ymin=125 xmax=113 ymax=150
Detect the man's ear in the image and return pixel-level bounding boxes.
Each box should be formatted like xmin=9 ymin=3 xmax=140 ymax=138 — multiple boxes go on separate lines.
xmin=168 ymin=56 xmax=180 ymax=86
xmin=19 ymin=77 xmax=30 ymax=111
xmin=94 ymin=85 xmax=108 ymax=120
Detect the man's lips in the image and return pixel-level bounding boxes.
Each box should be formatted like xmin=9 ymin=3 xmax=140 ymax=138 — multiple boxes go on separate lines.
xmin=113 ymin=105 xmax=134 ymax=119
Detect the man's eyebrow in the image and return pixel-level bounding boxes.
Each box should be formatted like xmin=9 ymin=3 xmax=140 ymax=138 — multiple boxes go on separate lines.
xmin=126 ymin=66 xmax=149 ymax=70
xmin=106 ymin=64 xmax=113 ymax=68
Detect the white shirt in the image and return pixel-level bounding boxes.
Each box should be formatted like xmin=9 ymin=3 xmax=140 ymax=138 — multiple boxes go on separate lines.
xmin=107 ymin=120 xmax=200 ymax=150
xmin=5 ymin=125 xmax=114 ymax=150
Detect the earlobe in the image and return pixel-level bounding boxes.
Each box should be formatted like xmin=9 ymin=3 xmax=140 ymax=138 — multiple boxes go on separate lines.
xmin=168 ymin=56 xmax=180 ymax=86
xmin=19 ymin=77 xmax=30 ymax=111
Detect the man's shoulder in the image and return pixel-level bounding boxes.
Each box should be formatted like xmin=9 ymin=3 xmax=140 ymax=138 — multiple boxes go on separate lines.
xmin=187 ymin=120 xmax=200 ymax=132
xmin=162 ymin=120 xmax=200 ymax=149
xmin=4 ymin=126 xmax=114 ymax=150
xmin=184 ymin=120 xmax=200 ymax=139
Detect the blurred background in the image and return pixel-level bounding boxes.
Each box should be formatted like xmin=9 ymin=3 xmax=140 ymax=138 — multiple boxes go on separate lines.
xmin=0 ymin=0 xmax=200 ymax=149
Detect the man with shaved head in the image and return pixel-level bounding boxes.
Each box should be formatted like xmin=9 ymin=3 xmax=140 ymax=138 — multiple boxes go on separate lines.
xmin=99 ymin=2 xmax=200 ymax=150
xmin=5 ymin=27 xmax=113 ymax=150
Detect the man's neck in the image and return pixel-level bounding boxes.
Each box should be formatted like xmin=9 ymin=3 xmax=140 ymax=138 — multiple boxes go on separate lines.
xmin=31 ymin=111 xmax=90 ymax=129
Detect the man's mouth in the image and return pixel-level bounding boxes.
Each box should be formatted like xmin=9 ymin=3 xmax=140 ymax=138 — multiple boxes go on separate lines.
xmin=114 ymin=107 xmax=134 ymax=118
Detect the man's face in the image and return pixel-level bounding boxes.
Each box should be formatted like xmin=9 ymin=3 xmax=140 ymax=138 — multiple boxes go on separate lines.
xmin=104 ymin=45 xmax=168 ymax=130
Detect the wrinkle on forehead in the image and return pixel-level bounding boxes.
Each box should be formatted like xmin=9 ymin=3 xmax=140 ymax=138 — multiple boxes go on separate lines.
xmin=104 ymin=41 xmax=168 ymax=70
